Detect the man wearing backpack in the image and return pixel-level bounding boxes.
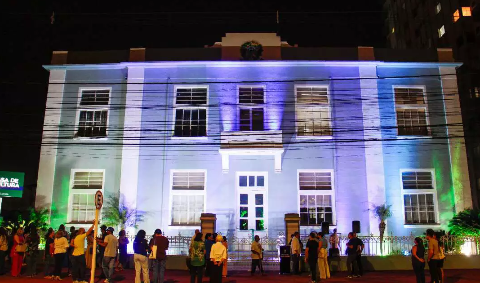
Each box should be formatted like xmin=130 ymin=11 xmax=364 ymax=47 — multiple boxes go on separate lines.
xmin=150 ymin=229 xmax=169 ymax=283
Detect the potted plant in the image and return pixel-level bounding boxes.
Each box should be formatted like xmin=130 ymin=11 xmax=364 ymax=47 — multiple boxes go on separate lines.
xmin=373 ymin=204 xmax=392 ymax=254
xmin=240 ymin=40 xmax=263 ymax=60
xmin=102 ymin=194 xmax=146 ymax=231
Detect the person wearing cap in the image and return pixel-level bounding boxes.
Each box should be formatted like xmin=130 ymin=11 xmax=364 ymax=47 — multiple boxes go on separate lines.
xmin=151 ymin=229 xmax=169 ymax=283
xmin=97 ymin=227 xmax=118 ymax=283
xmin=209 ymin=234 xmax=227 ymax=283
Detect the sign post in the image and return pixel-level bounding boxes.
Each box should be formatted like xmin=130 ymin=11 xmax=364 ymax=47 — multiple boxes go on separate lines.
xmin=90 ymin=190 xmax=103 ymax=283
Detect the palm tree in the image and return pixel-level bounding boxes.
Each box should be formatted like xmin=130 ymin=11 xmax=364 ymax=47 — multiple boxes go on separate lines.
xmin=373 ymin=204 xmax=392 ymax=255
xmin=102 ymin=194 xmax=145 ymax=231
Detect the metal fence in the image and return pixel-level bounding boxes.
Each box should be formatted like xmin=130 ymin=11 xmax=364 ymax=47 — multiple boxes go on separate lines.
xmin=126 ymin=233 xmax=480 ymax=261
xmin=300 ymin=234 xmax=480 ymax=256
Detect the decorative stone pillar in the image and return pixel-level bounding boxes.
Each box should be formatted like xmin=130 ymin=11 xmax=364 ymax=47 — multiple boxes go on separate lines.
xmin=200 ymin=213 xmax=217 ymax=235
xmin=285 ymin=213 xmax=300 ymax=245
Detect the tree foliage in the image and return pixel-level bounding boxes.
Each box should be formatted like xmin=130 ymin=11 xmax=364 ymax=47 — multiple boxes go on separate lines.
xmin=240 ymin=41 xmax=263 ymax=60
xmin=448 ymin=209 xmax=480 ymax=236
xmin=102 ymin=194 xmax=145 ymax=230
xmin=2 ymin=207 xmax=50 ymax=232
xmin=373 ymin=204 xmax=393 ymax=222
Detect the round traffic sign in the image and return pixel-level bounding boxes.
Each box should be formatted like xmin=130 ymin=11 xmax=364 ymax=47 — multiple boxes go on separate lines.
xmin=95 ymin=190 xmax=103 ymax=209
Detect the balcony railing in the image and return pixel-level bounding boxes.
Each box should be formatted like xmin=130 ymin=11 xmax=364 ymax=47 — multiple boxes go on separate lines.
xmin=220 ymin=130 xmax=283 ymax=149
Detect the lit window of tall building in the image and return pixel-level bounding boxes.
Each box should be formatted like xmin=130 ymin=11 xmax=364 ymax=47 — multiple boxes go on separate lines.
xmin=462 ymin=7 xmax=472 ymax=17
xmin=453 ymin=10 xmax=460 ymax=22
xmin=435 ymin=3 xmax=441 ymax=14
xmin=438 ymin=25 xmax=445 ymax=38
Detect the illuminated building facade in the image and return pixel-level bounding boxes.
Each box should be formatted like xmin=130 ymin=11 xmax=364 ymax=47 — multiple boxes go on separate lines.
xmin=36 ymin=34 xmax=472 ymax=237
xmin=383 ymin=0 xmax=480 ymax=208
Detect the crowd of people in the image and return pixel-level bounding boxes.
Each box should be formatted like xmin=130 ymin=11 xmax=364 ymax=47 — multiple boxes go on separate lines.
xmin=0 ymin=223 xmax=448 ymax=283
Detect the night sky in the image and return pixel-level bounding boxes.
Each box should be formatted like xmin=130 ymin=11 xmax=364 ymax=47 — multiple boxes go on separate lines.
xmin=0 ymin=1 xmax=385 ymax=216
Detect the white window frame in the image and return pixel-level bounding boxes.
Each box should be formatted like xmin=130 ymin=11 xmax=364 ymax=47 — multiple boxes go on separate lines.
xmin=74 ymin=87 xmax=112 ymax=140
xmin=400 ymin=169 xmax=440 ymax=228
xmin=169 ymin=169 xmax=207 ymax=227
xmin=297 ymin=169 xmax=336 ymax=226
xmin=67 ymin=169 xmax=105 ymax=224
xmin=237 ymin=85 xmax=266 ymax=132
xmin=235 ymin=171 xmax=268 ymax=233
xmin=172 ymin=85 xmax=209 ymax=140
xmin=393 ymin=85 xmax=431 ymax=138
xmin=294 ymin=85 xmax=332 ymax=139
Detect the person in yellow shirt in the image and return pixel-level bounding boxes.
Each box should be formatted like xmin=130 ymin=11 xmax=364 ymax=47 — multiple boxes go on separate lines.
xmin=71 ymin=224 xmax=94 ymax=283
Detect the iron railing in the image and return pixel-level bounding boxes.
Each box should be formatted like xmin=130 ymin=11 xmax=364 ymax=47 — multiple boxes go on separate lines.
xmin=125 ymin=233 xmax=480 ymax=259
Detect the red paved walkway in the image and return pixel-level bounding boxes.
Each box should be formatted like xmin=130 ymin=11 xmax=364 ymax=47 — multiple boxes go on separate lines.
xmin=0 ymin=269 xmax=479 ymax=283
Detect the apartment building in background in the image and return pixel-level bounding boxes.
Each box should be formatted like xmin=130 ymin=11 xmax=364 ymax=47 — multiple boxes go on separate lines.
xmin=35 ymin=33 xmax=472 ymax=237
xmin=384 ymin=0 xmax=480 ymax=208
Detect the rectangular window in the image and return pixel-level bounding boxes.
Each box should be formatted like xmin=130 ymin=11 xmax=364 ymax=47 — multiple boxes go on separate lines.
xmin=453 ymin=9 xmax=460 ymax=22
xmin=171 ymin=171 xmax=205 ymax=225
xmin=77 ymin=89 xmax=110 ymax=138
xmin=69 ymin=170 xmax=104 ymax=223
xmin=296 ymin=86 xmax=332 ymax=137
xmin=240 ymin=108 xmax=264 ymax=131
xmin=239 ymin=87 xmax=265 ymax=131
xmin=239 ymin=87 xmax=265 ymax=104
xmin=174 ymin=87 xmax=207 ymax=137
xmin=237 ymin=173 xmax=267 ymax=231
xmin=299 ymin=171 xmax=334 ymax=226
xmin=462 ymin=7 xmax=472 ymax=17
xmin=402 ymin=171 xmax=437 ymax=224
xmin=394 ymin=87 xmax=429 ymax=136
xmin=438 ymin=25 xmax=445 ymax=38
xmin=436 ymin=3 xmax=441 ymax=14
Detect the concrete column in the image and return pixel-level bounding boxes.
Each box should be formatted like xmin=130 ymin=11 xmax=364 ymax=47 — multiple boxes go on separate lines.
xmin=359 ymin=66 xmax=386 ymax=236
xmin=36 ymin=69 xmax=66 ymax=211
xmin=440 ymin=66 xmax=473 ymax=211
xmin=119 ymin=66 xmax=144 ymax=227
xmin=284 ymin=213 xmax=300 ymax=245
xmin=200 ymin=213 xmax=217 ymax=235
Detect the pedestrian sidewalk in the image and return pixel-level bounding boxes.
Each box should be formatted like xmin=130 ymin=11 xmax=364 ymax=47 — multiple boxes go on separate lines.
xmin=0 ymin=269 xmax=479 ymax=282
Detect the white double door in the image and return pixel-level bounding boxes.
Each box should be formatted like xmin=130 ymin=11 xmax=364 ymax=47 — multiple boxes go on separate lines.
xmin=236 ymin=172 xmax=268 ymax=232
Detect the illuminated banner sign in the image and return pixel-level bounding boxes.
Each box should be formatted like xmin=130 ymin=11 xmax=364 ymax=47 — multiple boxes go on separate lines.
xmin=0 ymin=171 xmax=24 ymax=198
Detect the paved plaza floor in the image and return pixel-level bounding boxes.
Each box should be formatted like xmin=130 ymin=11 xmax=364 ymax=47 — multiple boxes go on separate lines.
xmin=0 ymin=269 xmax=479 ymax=283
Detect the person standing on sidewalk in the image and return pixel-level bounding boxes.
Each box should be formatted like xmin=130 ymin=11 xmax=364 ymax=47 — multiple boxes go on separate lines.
xmin=209 ymin=234 xmax=226 ymax=283
xmin=305 ymin=232 xmax=320 ymax=283
xmin=116 ymin=230 xmax=129 ymax=271
xmin=204 ymin=233 xmax=214 ymax=277
xmin=291 ymin=232 xmax=301 ymax=275
xmin=53 ymin=230 xmax=70 ymax=280
xmin=346 ymin=232 xmax=359 ymax=279
xmin=411 ymin=237 xmax=425 ymax=283
xmin=251 ymin=235 xmax=265 ymax=276
xmin=329 ymin=229 xmax=339 ymax=257
xmin=353 ymin=232 xmax=364 ymax=277
xmin=43 ymin=229 xmax=55 ymax=279
xmin=221 ymin=236 xmax=228 ymax=278
xmin=133 ymin=230 xmax=150 ymax=283
xmin=98 ymin=227 xmax=118 ymax=283
xmin=71 ymin=224 xmax=94 ymax=283
xmin=317 ymin=232 xmax=330 ymax=280
xmin=10 ymin=228 xmax=25 ymax=277
xmin=0 ymin=227 xmax=7 ymax=275
xmin=25 ymin=226 xmax=40 ymax=277
xmin=189 ymin=233 xmax=205 ymax=283
xmin=151 ymin=229 xmax=169 ymax=283
xmin=426 ymin=229 xmax=441 ymax=283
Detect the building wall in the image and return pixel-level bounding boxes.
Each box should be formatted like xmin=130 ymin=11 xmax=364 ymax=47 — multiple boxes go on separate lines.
xmin=40 ymin=62 xmax=467 ymax=237
xmin=377 ymin=65 xmax=454 ymax=235
xmin=48 ymin=69 xmax=126 ymax=227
